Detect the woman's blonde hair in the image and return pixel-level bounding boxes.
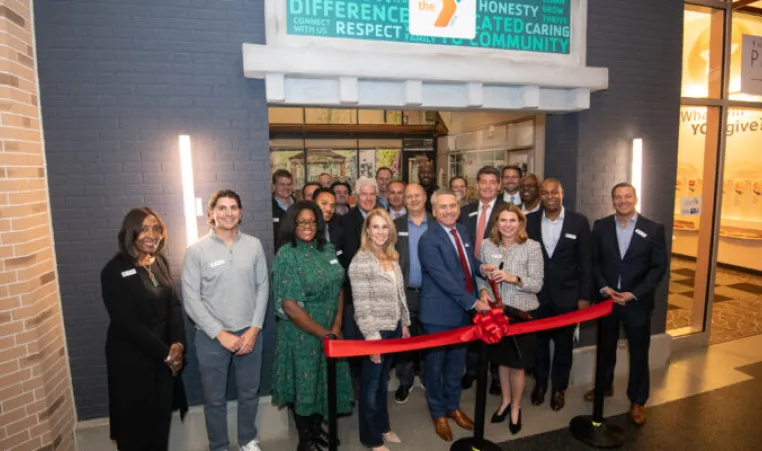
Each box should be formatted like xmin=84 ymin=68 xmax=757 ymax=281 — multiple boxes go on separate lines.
xmin=359 ymin=208 xmax=399 ymax=261
xmin=488 ymin=203 xmax=528 ymax=244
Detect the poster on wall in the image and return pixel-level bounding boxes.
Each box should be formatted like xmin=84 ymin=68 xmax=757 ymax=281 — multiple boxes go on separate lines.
xmin=271 ymin=151 xmax=305 ymax=188
xmin=358 ymin=149 xmax=376 ymax=178
xmin=285 ymin=0 xmax=572 ymax=54
xmin=677 ymin=107 xmax=762 ymax=225
xmin=680 ymin=196 xmax=701 ymax=216
xmin=741 ymin=34 xmax=762 ymax=96
xmin=377 ymin=149 xmax=402 ymax=178
xmin=307 ymin=149 xmax=358 ymax=186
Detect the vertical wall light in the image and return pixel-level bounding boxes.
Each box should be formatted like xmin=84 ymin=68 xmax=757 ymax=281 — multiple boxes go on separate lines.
xmin=179 ymin=135 xmax=199 ymax=247
xmin=631 ymin=138 xmax=643 ymax=212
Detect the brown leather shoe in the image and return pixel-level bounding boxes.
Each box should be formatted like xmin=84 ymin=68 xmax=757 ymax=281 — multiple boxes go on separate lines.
xmin=550 ymin=390 xmax=565 ymax=411
xmin=448 ymin=409 xmax=474 ymax=430
xmin=584 ymin=387 xmax=614 ymax=402
xmin=432 ymin=417 xmax=453 ymax=441
xmin=629 ymin=403 xmax=646 ymax=425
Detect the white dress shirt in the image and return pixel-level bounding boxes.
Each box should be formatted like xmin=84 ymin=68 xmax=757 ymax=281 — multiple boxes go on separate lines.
xmin=541 ymin=208 xmax=565 ymax=258
xmin=503 ymin=191 xmax=521 ymax=206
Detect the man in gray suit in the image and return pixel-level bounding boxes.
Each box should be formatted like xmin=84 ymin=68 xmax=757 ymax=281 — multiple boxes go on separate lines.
xmin=392 ymin=183 xmax=433 ymax=404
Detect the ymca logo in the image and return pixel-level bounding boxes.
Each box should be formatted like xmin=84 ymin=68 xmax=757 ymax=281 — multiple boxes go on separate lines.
xmin=410 ymin=0 xmax=476 ymax=39
xmin=434 ymin=0 xmax=458 ymax=28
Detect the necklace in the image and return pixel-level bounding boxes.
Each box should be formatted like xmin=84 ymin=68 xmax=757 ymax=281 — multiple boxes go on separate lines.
xmin=140 ymin=259 xmax=159 ymax=288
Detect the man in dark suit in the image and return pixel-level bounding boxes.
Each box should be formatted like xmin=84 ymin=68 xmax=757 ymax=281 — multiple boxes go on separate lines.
xmin=526 ymin=178 xmax=592 ymax=411
xmin=418 ymin=160 xmax=438 ymax=212
xmin=419 ymin=189 xmax=492 ymax=442
xmin=586 ymin=182 xmax=667 ymax=426
xmin=458 ymin=166 xmax=503 ymax=394
xmin=271 ymin=169 xmax=294 ymax=251
xmin=313 ymin=187 xmax=344 ymax=252
xmin=392 ymin=183 xmax=432 ymax=404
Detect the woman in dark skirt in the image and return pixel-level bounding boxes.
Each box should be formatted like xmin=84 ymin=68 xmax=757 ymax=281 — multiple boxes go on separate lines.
xmin=101 ymin=207 xmax=188 ymax=451
xmin=477 ymin=203 xmax=544 ymax=435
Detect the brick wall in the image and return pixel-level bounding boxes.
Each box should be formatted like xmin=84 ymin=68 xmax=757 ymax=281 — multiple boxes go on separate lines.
xmin=546 ymin=0 xmax=684 ymax=342
xmin=33 ymin=0 xmax=272 ymax=420
xmin=0 ymin=1 xmax=76 ymax=450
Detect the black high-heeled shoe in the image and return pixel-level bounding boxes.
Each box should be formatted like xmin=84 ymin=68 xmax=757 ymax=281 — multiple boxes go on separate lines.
xmin=508 ymin=407 xmax=522 ymax=435
xmin=491 ymin=404 xmax=510 ymax=423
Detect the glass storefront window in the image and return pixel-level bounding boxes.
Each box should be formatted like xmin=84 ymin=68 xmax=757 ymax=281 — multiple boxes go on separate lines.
xmin=682 ymin=5 xmax=724 ymax=98
xmin=268 ymin=107 xmax=304 ymax=124
xmin=730 ymin=13 xmax=762 ymax=101
xmin=668 ymin=106 xmax=721 ymax=337
xmin=357 ymin=110 xmax=403 ymax=125
xmin=304 ymin=108 xmax=358 ymax=124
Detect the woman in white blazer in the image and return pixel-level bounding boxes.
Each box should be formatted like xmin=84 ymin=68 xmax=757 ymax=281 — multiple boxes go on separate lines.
xmin=349 ymin=208 xmax=411 ymax=451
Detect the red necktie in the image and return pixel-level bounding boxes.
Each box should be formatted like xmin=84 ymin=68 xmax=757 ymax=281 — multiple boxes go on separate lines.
xmin=450 ymin=228 xmax=475 ymax=294
xmin=474 ymin=203 xmax=489 ymax=258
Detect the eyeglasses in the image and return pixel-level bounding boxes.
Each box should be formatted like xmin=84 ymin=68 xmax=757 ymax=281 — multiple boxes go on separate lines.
xmin=296 ymin=220 xmax=318 ymax=228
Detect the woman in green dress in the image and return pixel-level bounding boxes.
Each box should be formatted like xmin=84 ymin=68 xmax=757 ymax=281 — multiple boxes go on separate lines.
xmin=271 ymin=200 xmax=353 ymax=451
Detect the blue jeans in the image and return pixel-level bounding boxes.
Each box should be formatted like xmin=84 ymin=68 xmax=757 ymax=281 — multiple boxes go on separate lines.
xmin=196 ymin=328 xmax=262 ymax=451
xmin=422 ymin=323 xmax=467 ymax=418
xmin=359 ymin=326 xmax=401 ymax=447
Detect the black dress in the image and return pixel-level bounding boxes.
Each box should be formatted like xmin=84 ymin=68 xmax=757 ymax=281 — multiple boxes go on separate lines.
xmin=488 ymin=308 xmax=539 ymax=370
xmin=101 ymin=254 xmax=188 ymax=451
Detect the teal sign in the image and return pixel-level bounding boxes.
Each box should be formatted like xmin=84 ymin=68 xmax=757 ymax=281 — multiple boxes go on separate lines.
xmin=286 ymin=0 xmax=572 ymax=54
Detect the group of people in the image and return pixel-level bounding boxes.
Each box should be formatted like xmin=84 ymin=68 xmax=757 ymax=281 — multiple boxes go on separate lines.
xmin=100 ymin=161 xmax=667 ymax=451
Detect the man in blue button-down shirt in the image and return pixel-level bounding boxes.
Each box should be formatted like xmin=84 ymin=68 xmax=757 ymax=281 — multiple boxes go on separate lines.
xmin=587 ymin=183 xmax=667 ymax=426
xmin=392 ymin=183 xmax=432 ymax=404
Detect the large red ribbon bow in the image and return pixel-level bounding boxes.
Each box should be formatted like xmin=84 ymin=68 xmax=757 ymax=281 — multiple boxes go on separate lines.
xmin=471 ymin=307 xmax=511 ymax=344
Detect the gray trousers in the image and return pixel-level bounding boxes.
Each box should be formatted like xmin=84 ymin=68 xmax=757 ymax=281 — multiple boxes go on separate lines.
xmin=195 ymin=328 xmax=262 ymax=451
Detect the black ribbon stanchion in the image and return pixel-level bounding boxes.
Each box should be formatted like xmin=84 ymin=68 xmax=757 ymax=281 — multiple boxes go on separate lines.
xmin=569 ymin=317 xmax=625 ymax=448
xmin=326 ymin=335 xmax=339 ymax=451
xmin=451 ymin=341 xmax=501 ymax=451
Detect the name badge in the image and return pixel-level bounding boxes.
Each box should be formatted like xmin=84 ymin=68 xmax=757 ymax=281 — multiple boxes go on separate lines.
xmin=398 ymin=231 xmax=409 ymax=237
xmin=209 ymin=260 xmax=226 ymax=268
xmin=565 ymin=233 xmax=577 ymax=240
xmin=336 ymin=249 xmax=343 ymax=256
xmin=468 ymin=211 xmax=478 ymax=217
xmin=121 ymin=269 xmax=137 ymax=278
xmin=272 ymin=217 xmax=280 ymax=223
xmin=464 ymin=243 xmax=471 ymax=248
xmin=493 ymin=254 xmax=502 ymax=259
xmin=329 ymin=259 xmax=339 ymax=265
xmin=635 ymin=229 xmax=647 ymax=238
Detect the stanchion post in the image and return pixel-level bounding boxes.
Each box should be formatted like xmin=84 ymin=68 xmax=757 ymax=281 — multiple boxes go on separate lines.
xmin=450 ymin=341 xmax=500 ymax=451
xmin=569 ymin=316 xmax=625 ymax=449
xmin=326 ymin=345 xmax=339 ymax=451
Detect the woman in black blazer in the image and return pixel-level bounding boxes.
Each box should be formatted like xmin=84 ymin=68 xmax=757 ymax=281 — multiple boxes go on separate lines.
xmin=101 ymin=207 xmax=188 ymax=451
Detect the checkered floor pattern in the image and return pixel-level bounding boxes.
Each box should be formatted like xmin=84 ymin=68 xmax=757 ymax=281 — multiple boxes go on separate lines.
xmin=667 ymin=257 xmax=762 ymax=344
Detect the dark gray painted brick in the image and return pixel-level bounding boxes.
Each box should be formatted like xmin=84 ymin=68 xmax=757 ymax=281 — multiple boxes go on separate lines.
xmin=546 ymin=0 xmax=682 ymax=344
xmin=36 ymin=0 xmax=271 ymax=420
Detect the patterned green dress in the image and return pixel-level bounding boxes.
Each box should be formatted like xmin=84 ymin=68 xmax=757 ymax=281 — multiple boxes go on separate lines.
xmin=270 ymin=240 xmax=353 ymax=417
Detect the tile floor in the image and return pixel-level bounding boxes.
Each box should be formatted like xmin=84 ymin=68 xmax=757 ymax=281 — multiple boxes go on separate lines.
xmin=667 ymin=257 xmax=762 ymax=344
xmin=76 ymin=334 xmax=762 ymax=451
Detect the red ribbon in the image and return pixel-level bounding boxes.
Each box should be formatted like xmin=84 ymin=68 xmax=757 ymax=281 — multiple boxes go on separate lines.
xmin=324 ymin=299 xmax=613 ymax=359
xmin=471 ymin=307 xmax=511 ymax=345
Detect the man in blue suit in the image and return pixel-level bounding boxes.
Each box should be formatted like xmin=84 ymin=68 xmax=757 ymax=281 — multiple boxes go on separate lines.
xmin=419 ymin=189 xmax=492 ymax=442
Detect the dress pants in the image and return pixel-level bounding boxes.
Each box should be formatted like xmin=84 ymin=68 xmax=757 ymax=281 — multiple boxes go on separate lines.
xmin=395 ymin=289 xmax=424 ymax=388
xmin=422 ymin=323 xmax=467 ymax=418
xmin=600 ymin=301 xmax=652 ymax=406
xmin=195 ymin=328 xmax=262 ymax=451
xmin=534 ymin=304 xmax=576 ymax=392
xmin=359 ymin=326 xmax=401 ymax=447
